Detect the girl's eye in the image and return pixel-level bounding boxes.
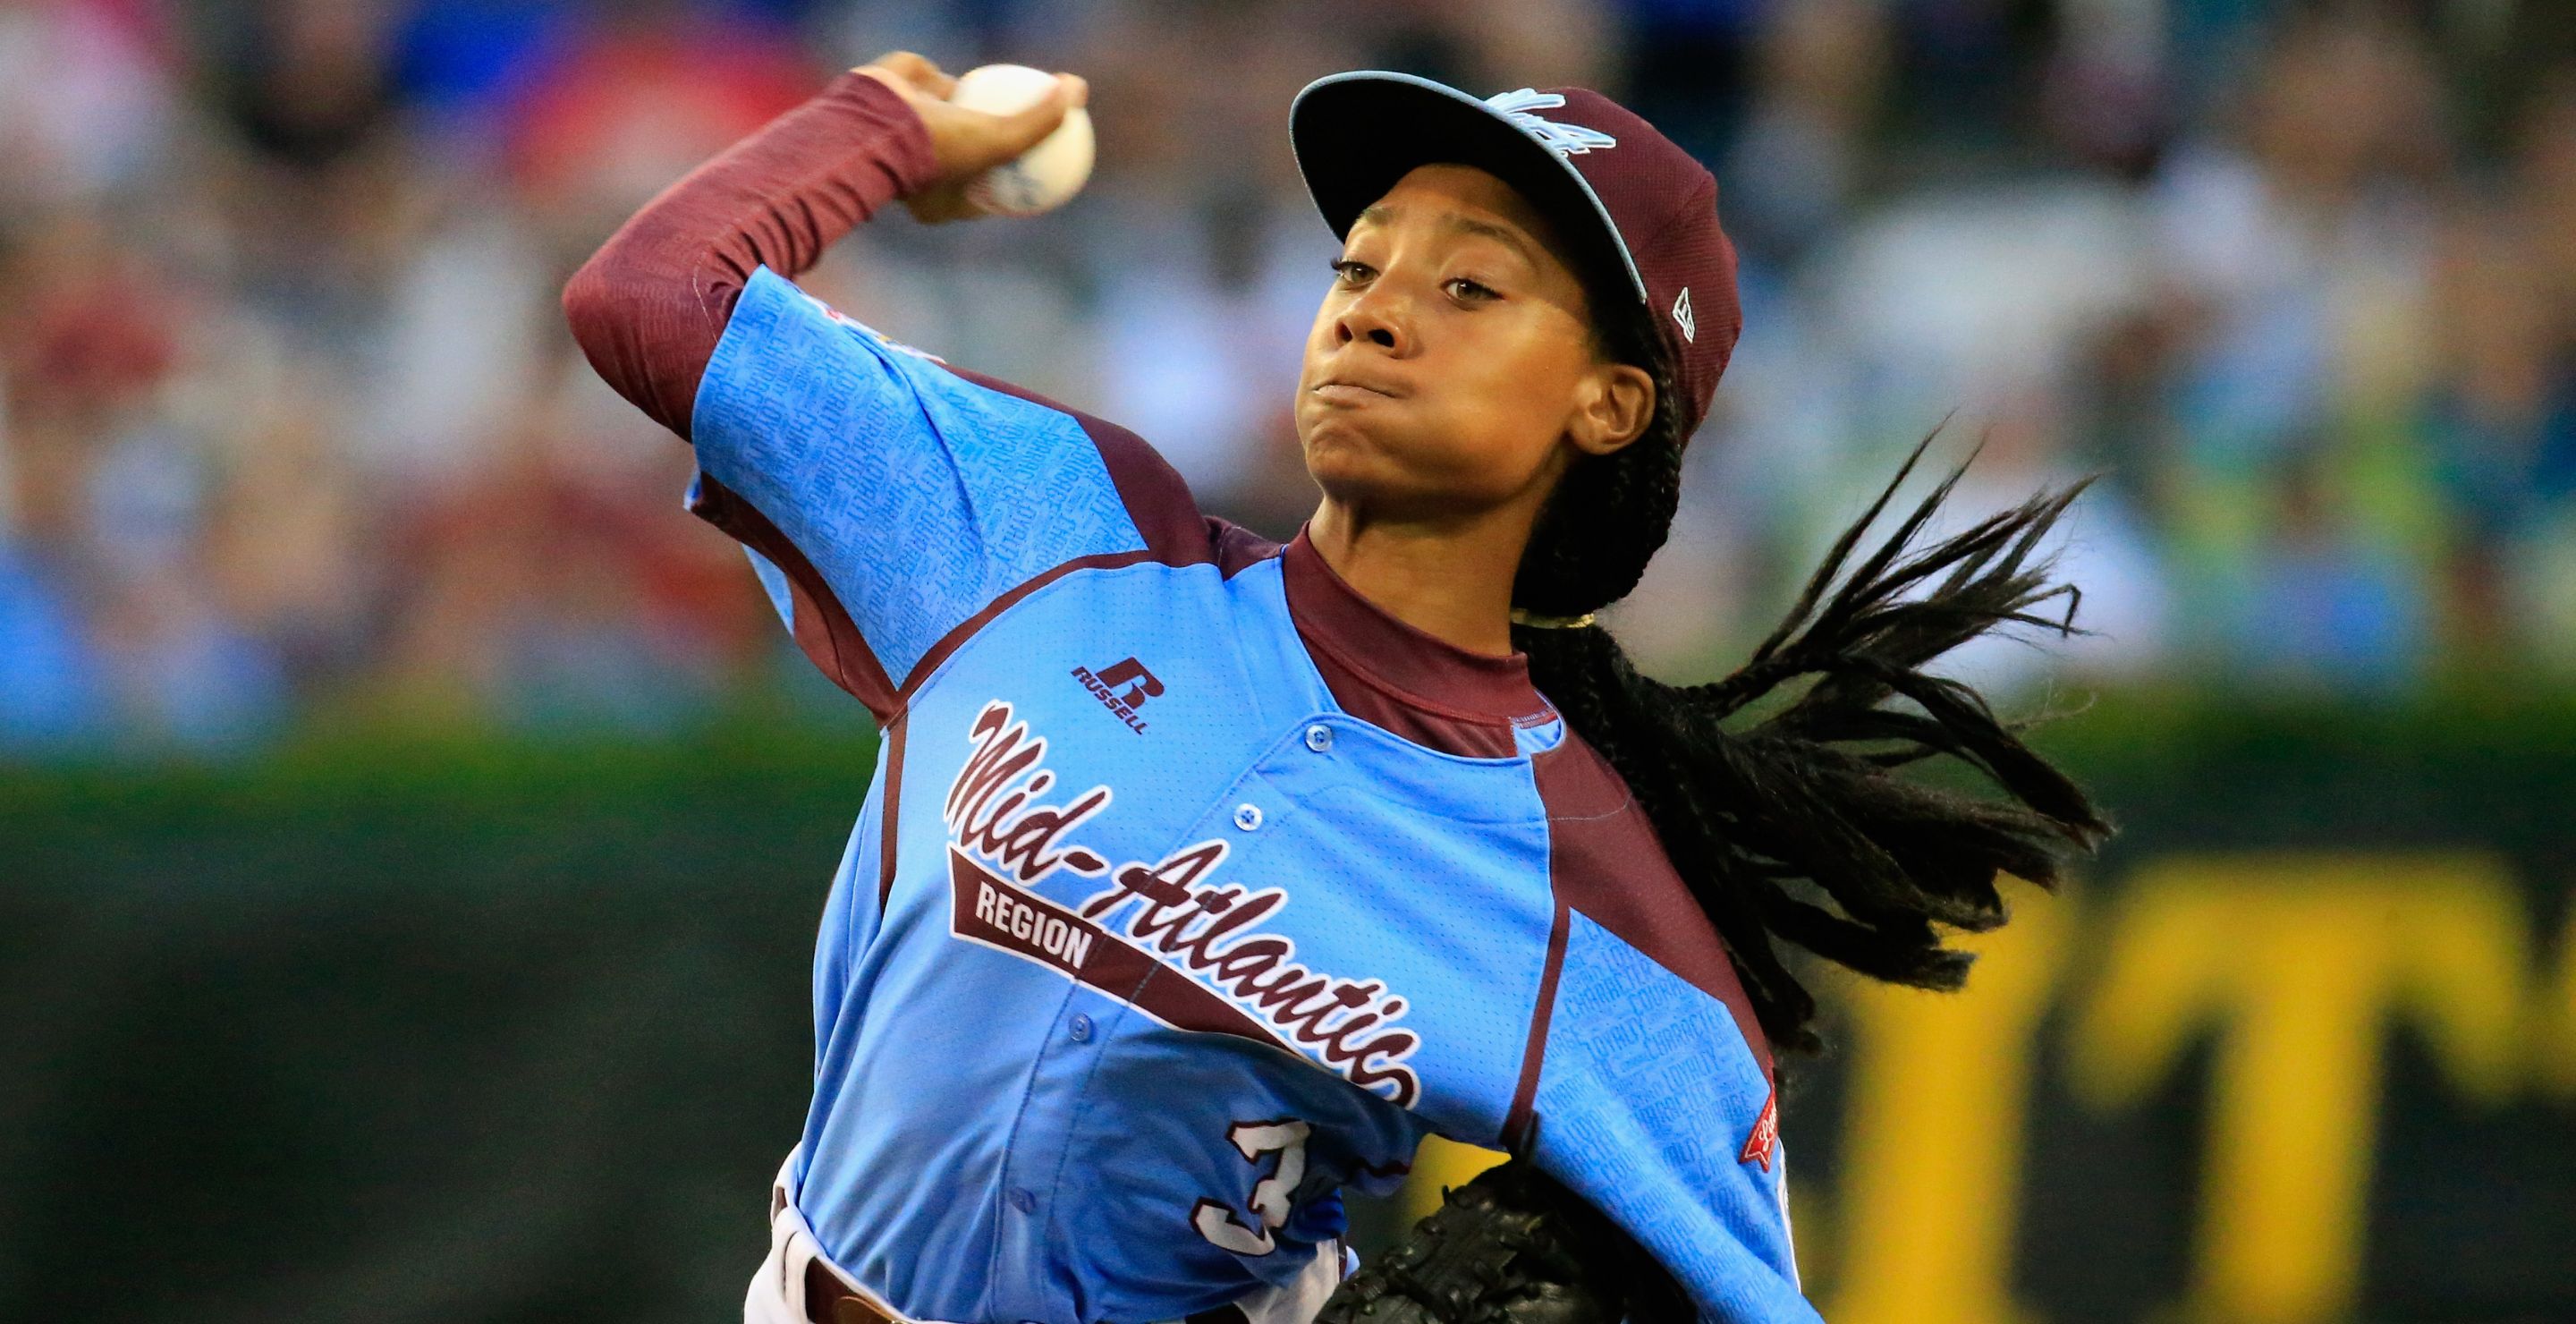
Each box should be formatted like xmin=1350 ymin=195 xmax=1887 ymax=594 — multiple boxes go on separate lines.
xmin=1330 ymin=259 xmax=1374 ymax=284
xmin=1446 ymin=277 xmax=1497 ymax=301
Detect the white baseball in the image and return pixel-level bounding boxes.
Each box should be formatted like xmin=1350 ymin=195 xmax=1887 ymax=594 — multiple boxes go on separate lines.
xmin=949 ymin=63 xmax=1094 ymax=217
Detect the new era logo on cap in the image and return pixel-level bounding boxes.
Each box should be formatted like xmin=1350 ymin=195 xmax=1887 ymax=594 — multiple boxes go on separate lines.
xmin=1486 ymin=86 xmax=1741 ymax=438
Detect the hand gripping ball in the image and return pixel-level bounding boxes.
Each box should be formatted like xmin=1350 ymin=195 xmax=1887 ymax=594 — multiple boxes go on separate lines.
xmin=951 ymin=63 xmax=1095 ymax=217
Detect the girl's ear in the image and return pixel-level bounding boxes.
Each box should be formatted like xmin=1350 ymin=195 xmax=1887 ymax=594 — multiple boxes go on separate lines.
xmin=1568 ymin=362 xmax=1657 ymax=457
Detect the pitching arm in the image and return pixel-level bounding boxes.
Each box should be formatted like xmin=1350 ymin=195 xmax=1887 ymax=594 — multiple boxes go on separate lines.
xmin=560 ymin=70 xmax=936 ymax=441
xmin=559 ymin=68 xmax=1198 ymax=723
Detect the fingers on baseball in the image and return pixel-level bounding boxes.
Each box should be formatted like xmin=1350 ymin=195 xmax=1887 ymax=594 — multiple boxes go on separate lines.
xmin=993 ymin=74 xmax=1086 ymax=154
xmin=863 ymin=50 xmax=954 ymax=97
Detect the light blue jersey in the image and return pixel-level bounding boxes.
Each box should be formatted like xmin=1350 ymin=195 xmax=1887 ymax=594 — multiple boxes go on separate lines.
xmin=686 ymin=266 xmax=1817 ymax=1324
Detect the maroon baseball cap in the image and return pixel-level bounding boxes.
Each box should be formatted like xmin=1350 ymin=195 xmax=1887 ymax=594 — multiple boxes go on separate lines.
xmin=1289 ymin=72 xmax=1742 ymax=441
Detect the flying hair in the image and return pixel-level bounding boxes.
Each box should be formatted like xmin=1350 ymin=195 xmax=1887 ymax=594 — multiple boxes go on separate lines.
xmin=1513 ymin=297 xmax=2112 ymax=1053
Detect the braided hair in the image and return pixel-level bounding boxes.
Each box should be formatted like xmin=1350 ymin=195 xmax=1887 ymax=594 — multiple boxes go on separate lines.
xmin=1514 ymin=284 xmax=2114 ymax=1056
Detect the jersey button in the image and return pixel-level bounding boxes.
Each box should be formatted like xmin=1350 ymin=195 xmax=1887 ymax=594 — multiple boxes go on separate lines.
xmin=1068 ymin=1013 xmax=1094 ymax=1042
xmin=1009 ymin=1187 xmax=1037 ymax=1214
xmin=1232 ymin=802 xmax=1263 ymax=831
xmin=1303 ymin=723 xmax=1334 ymax=752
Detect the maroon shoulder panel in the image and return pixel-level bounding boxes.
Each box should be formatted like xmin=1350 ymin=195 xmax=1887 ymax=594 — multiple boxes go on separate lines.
xmin=1526 ymin=731 xmax=1775 ymax=1082
xmin=1209 ymin=519 xmax=1284 ymax=579
xmin=688 ymin=474 xmax=900 ymax=722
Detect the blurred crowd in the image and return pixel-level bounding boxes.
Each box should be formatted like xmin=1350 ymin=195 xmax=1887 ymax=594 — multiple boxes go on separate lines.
xmin=4 ymin=0 xmax=2573 ymax=755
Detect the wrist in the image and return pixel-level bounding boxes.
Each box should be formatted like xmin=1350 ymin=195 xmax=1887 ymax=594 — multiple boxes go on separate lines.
xmin=826 ymin=68 xmax=942 ymax=198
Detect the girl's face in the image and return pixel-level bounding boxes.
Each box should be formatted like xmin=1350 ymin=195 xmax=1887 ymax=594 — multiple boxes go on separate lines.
xmin=1295 ymin=164 xmax=1654 ymax=524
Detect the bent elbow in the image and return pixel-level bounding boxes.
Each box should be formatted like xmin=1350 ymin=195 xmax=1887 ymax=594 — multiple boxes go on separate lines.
xmin=560 ymin=250 xmax=627 ymax=364
xmin=559 ymin=237 xmax=708 ymax=442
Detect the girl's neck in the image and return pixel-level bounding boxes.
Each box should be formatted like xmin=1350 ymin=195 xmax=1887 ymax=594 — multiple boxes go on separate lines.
xmin=1303 ymin=501 xmax=1528 ymax=657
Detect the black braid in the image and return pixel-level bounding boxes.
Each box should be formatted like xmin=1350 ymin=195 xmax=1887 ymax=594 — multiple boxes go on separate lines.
xmin=1514 ymin=296 xmax=2113 ymax=1055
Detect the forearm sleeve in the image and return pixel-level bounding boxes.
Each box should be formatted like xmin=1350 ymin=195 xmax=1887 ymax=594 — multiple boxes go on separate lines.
xmin=560 ymin=70 xmax=940 ymax=439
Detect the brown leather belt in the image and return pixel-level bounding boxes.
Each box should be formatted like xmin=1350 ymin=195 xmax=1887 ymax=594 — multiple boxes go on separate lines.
xmin=804 ymin=1258 xmax=899 ymax=1324
xmin=798 ymin=1254 xmax=1250 ymax=1324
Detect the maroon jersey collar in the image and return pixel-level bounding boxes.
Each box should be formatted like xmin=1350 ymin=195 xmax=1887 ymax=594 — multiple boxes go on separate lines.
xmin=1278 ymin=528 xmax=1555 ymax=732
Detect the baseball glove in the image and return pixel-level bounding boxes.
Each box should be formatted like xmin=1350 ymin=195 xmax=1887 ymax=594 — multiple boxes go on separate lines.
xmin=1314 ymin=1159 xmax=1690 ymax=1324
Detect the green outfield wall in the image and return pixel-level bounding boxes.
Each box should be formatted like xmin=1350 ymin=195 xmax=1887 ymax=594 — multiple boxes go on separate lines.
xmin=4 ymin=697 xmax=2571 ymax=1324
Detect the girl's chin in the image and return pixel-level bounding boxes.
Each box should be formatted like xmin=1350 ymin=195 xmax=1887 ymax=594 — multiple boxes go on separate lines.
xmin=1301 ymin=453 xmax=1406 ymax=507
xmin=1297 ymin=420 xmax=1392 ymax=473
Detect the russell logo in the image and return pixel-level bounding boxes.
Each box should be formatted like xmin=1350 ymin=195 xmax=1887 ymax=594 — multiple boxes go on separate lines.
xmin=1072 ymin=657 xmax=1163 ymax=734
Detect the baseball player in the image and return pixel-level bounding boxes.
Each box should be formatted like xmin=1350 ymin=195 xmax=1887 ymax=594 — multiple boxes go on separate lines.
xmin=565 ymin=50 xmax=2104 ymax=1324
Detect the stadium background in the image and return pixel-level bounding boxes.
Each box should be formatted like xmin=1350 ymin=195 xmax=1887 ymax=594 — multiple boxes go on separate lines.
xmin=4 ymin=0 xmax=2572 ymax=1320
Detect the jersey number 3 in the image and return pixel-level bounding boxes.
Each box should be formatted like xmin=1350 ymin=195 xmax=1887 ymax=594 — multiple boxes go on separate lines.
xmin=1191 ymin=1119 xmax=1310 ymax=1256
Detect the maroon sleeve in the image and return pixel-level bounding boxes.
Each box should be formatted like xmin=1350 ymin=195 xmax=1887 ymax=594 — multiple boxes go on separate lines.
xmin=560 ymin=71 xmax=941 ymax=440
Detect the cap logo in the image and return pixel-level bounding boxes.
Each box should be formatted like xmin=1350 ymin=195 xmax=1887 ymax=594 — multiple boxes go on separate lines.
xmin=1485 ymin=89 xmax=1617 ymax=157
xmin=1673 ymin=286 xmax=1696 ymax=343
